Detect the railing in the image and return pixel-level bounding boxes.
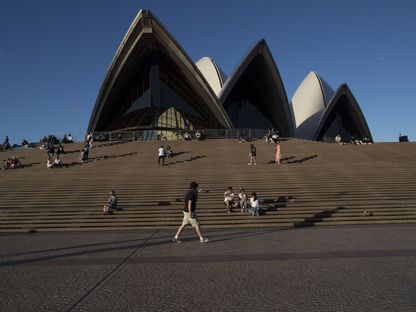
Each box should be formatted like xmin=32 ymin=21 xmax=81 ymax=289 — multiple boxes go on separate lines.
xmin=92 ymin=129 xmax=270 ymax=142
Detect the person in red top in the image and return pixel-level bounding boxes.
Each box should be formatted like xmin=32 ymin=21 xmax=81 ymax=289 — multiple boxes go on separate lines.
xmin=10 ymin=156 xmax=21 ymax=169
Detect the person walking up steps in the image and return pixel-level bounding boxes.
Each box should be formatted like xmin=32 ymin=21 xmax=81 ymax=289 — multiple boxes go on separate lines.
xmin=248 ymin=144 xmax=257 ymax=165
xmin=158 ymin=145 xmax=165 ymax=166
xmin=173 ymin=182 xmax=209 ymax=243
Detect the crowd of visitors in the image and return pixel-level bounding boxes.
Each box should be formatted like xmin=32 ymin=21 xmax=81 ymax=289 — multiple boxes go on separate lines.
xmin=335 ymin=134 xmax=372 ymax=145
xmin=40 ymin=135 xmax=66 ymax=168
xmin=350 ymin=136 xmax=372 ymax=145
xmin=94 ymin=133 xmax=107 ymax=142
xmin=265 ymin=126 xmax=279 ymax=143
xmin=62 ymin=133 xmax=74 ymax=144
xmin=224 ymin=186 xmax=263 ymax=216
xmin=180 ymin=130 xmax=205 ymax=141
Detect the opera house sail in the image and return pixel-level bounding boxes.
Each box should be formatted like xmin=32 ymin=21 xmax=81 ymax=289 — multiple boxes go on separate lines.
xmin=87 ymin=10 xmax=232 ymax=138
xmin=219 ymin=40 xmax=294 ymax=137
xmin=88 ymin=9 xmax=372 ymax=142
xmin=291 ymin=72 xmax=334 ymax=140
xmin=314 ymin=84 xmax=373 ymax=142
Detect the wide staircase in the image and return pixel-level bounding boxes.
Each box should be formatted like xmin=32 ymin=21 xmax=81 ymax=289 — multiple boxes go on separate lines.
xmin=1 ymin=139 xmax=416 ymax=232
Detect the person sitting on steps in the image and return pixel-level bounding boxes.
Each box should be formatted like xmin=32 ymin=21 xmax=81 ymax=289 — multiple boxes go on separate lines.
xmin=195 ymin=130 xmax=202 ymax=141
xmin=54 ymin=154 xmax=63 ymax=168
xmin=103 ymin=190 xmax=119 ymax=215
xmin=165 ymin=145 xmax=173 ymax=158
xmin=224 ymin=186 xmax=236 ymax=213
xmin=9 ymin=156 xmax=22 ymax=169
xmin=46 ymin=155 xmax=55 ymax=168
xmin=238 ymin=188 xmax=248 ymax=212
xmin=2 ymin=158 xmax=11 ymax=170
xmin=184 ymin=131 xmax=192 ymax=141
xmin=249 ymin=192 xmax=262 ymax=216
xmin=21 ymin=139 xmax=30 ymax=148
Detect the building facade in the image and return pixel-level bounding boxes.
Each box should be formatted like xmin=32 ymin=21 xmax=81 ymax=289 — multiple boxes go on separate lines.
xmin=88 ymin=10 xmax=372 ymax=142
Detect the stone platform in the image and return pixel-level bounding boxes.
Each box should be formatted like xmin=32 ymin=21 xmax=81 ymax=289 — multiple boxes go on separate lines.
xmin=1 ymin=224 xmax=416 ymax=311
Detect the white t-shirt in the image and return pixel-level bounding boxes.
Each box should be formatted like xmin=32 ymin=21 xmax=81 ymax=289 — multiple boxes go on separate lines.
xmin=224 ymin=191 xmax=234 ymax=202
xmin=250 ymin=197 xmax=259 ymax=208
xmin=158 ymin=148 xmax=165 ymax=157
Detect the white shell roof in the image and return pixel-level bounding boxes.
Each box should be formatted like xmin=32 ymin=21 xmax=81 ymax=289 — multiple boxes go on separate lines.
xmin=195 ymin=57 xmax=227 ymax=97
xmin=291 ymin=71 xmax=334 ymax=139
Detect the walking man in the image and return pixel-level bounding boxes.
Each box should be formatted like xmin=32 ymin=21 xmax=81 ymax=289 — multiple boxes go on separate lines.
xmin=173 ymin=181 xmax=209 ymax=243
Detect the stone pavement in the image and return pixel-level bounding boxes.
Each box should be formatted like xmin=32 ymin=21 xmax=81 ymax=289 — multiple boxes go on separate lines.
xmin=1 ymin=225 xmax=416 ymax=311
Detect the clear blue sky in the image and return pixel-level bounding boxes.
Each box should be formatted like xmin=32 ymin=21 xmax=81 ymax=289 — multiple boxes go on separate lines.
xmin=1 ymin=0 xmax=415 ymax=143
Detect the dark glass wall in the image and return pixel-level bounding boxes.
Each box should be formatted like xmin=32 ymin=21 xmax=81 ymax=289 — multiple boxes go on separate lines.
xmin=317 ymin=95 xmax=365 ymax=142
xmin=97 ymin=52 xmax=221 ymax=131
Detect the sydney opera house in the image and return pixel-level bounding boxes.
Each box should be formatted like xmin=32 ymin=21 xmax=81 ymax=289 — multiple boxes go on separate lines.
xmin=88 ymin=10 xmax=372 ymax=143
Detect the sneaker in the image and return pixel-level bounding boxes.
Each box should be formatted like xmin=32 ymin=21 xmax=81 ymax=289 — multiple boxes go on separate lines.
xmin=200 ymin=237 xmax=209 ymax=243
xmin=248 ymin=163 xmax=252 ymax=165
xmin=172 ymin=237 xmax=182 ymax=243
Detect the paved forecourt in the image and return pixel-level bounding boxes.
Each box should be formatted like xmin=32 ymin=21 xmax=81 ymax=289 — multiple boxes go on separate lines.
xmin=1 ymin=225 xmax=416 ymax=311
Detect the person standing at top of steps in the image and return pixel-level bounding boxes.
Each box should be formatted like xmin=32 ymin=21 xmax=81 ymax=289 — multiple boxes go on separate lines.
xmin=173 ymin=181 xmax=209 ymax=243
xmin=248 ymin=144 xmax=257 ymax=165
xmin=158 ymin=145 xmax=166 ymax=166
xmin=272 ymin=136 xmax=281 ymax=165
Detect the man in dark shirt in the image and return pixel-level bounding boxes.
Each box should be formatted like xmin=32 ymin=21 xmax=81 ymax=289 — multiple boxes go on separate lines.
xmin=173 ymin=181 xmax=209 ymax=243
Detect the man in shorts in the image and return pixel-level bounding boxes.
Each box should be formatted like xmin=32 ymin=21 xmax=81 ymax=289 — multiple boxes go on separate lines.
xmin=173 ymin=181 xmax=209 ymax=243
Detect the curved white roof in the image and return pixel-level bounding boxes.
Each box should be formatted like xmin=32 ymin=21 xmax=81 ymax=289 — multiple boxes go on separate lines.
xmin=195 ymin=57 xmax=227 ymax=97
xmin=291 ymin=71 xmax=334 ymax=139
